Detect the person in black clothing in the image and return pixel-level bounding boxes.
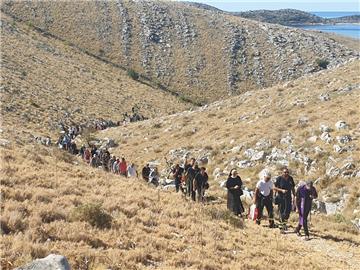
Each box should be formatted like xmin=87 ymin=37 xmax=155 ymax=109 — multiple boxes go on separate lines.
xmin=275 ymin=167 xmax=296 ymax=231
xmin=194 ymin=167 xmax=208 ymax=202
xmin=142 ymin=164 xmax=150 ymax=182
xmin=295 ymin=180 xmax=318 ymax=240
xmin=226 ymin=169 xmax=244 ymax=216
xmin=185 ymin=160 xmax=198 ymax=201
xmin=172 ymin=164 xmax=184 ymax=193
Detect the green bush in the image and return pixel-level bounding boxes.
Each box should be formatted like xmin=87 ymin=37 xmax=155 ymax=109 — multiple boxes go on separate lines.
xmin=316 ymin=58 xmax=330 ymax=69
xmin=71 ymin=203 xmax=112 ymax=229
xmin=127 ymin=69 xmax=139 ymax=80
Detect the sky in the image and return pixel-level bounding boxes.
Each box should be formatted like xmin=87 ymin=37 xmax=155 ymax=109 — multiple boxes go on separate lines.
xmin=182 ymin=0 xmax=360 ymax=12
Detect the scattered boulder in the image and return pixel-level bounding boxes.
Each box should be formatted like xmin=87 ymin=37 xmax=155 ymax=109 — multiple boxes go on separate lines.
xmin=297 ymin=116 xmax=309 ymax=127
xmin=336 ymin=135 xmax=352 ymax=144
xmin=230 ymin=145 xmax=243 ymax=153
xmin=251 ymin=150 xmax=266 ymax=161
xmin=319 ymin=93 xmax=330 ymax=101
xmin=335 ymin=120 xmax=349 ymax=130
xmin=0 ymin=139 xmax=10 ymax=147
xmin=255 ymin=139 xmax=272 ymax=150
xmin=320 ymin=132 xmax=332 ymax=143
xmin=319 ymin=124 xmax=332 ymax=133
xmin=326 ymin=166 xmax=340 ymax=178
xmin=307 ymin=136 xmax=318 ymax=143
xmin=236 ymin=160 xmax=255 ymax=168
xmin=280 ymin=134 xmax=293 ymax=144
xmin=15 ymin=254 xmax=70 ymax=270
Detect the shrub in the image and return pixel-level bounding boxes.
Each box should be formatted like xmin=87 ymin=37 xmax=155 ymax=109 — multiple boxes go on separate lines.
xmin=127 ymin=69 xmax=139 ymax=80
xmin=71 ymin=203 xmax=112 ymax=229
xmin=316 ymin=58 xmax=330 ymax=69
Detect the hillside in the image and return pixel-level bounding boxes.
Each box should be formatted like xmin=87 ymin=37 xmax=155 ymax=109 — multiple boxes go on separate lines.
xmin=1 ymin=12 xmax=193 ymax=139
xmin=1 ymin=1 xmax=358 ymax=103
xmin=97 ymin=59 xmax=360 ymax=219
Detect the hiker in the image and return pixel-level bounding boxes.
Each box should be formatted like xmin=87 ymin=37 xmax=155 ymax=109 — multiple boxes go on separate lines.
xmin=84 ymin=148 xmax=91 ymax=163
xmin=142 ymin=164 xmax=151 ymax=182
xmin=226 ymin=169 xmax=244 ymax=216
xmin=91 ymin=145 xmax=97 ymax=157
xmin=113 ymin=158 xmax=120 ymax=174
xmin=101 ymin=149 xmax=110 ymax=171
xmin=275 ymin=167 xmax=296 ymax=232
xmin=295 ymin=180 xmax=318 ymax=240
xmin=254 ymin=170 xmax=287 ymax=228
xmin=90 ymin=154 xmax=100 ymax=168
xmin=119 ymin=157 xmax=127 ymax=177
xmin=194 ymin=167 xmax=208 ymax=202
xmin=149 ymin=167 xmax=159 ymax=186
xmin=185 ymin=159 xmax=198 ymax=201
xmin=127 ymin=163 xmax=138 ymax=178
xmin=108 ymin=155 xmax=116 ymax=172
xmin=79 ymin=145 xmax=86 ymax=158
xmin=69 ymin=141 xmax=78 ymax=155
xmin=172 ymin=164 xmax=184 ymax=193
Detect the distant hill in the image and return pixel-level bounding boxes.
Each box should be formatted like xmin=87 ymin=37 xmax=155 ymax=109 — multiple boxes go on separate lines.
xmin=233 ymin=9 xmax=360 ymax=25
xmin=1 ymin=1 xmax=358 ymax=104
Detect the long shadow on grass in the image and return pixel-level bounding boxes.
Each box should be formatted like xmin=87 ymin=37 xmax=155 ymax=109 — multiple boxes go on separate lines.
xmin=310 ymin=231 xmax=360 ymax=246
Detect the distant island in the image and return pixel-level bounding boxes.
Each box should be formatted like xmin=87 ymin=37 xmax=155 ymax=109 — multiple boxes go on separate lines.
xmin=234 ymin=9 xmax=360 ymax=25
xmin=184 ymin=3 xmax=360 ymax=26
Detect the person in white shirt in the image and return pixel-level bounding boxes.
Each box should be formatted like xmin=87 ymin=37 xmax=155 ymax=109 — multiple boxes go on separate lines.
xmin=127 ymin=163 xmax=138 ymax=178
xmin=254 ymin=170 xmax=286 ymax=228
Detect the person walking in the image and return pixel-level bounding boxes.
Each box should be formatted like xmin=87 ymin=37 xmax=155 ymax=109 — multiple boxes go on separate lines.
xmin=275 ymin=167 xmax=296 ymax=232
xmin=295 ymin=180 xmax=318 ymax=241
xmin=254 ymin=170 xmax=286 ymax=228
xmin=119 ymin=157 xmax=127 ymax=177
xmin=194 ymin=167 xmax=208 ymax=202
xmin=172 ymin=164 xmax=184 ymax=193
xmin=185 ymin=159 xmax=198 ymax=201
xmin=226 ymin=169 xmax=244 ymax=216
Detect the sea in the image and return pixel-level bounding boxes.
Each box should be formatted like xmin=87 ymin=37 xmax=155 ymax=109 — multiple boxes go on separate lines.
xmin=296 ymin=11 xmax=360 ymax=39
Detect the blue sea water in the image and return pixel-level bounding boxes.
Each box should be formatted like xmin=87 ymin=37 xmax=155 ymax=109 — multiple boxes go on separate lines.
xmin=296 ymin=11 xmax=360 ymax=39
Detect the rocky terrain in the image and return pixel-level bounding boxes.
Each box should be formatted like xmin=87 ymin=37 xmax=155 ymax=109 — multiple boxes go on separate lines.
xmin=1 ymin=1 xmax=358 ymax=103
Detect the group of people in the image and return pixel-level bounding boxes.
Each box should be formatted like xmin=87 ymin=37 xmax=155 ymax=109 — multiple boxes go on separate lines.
xmin=226 ymin=167 xmax=318 ymax=240
xmin=57 ymin=125 xmax=317 ymax=240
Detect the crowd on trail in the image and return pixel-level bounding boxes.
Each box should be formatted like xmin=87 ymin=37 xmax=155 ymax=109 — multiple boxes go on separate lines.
xmin=57 ymin=125 xmax=318 ymax=241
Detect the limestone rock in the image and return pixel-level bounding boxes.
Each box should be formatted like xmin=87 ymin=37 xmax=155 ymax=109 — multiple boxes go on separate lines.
xmin=319 ymin=93 xmax=330 ymax=101
xmin=336 ymin=135 xmax=352 ymax=144
xmin=320 ymin=132 xmax=332 ymax=143
xmin=319 ymin=124 xmax=332 ymax=133
xmin=335 ymin=120 xmax=348 ymax=130
xmin=15 ymin=254 xmax=70 ymax=270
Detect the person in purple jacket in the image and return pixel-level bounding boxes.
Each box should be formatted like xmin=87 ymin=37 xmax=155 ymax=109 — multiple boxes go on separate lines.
xmin=294 ymin=180 xmax=318 ymax=241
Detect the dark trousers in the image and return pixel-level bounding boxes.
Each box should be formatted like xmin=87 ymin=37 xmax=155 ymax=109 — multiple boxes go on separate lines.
xmin=175 ymin=179 xmax=180 ymax=193
xmin=187 ymin=179 xmax=196 ymax=201
xmin=296 ymin=211 xmax=310 ymax=236
xmin=278 ymin=196 xmax=292 ymax=223
xmin=196 ymin=187 xmax=204 ymax=202
xmin=256 ymin=195 xmax=274 ymax=225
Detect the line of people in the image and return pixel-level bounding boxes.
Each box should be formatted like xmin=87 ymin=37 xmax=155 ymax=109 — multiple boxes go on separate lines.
xmin=57 ymin=126 xmax=317 ymax=239
xmin=226 ymin=167 xmax=318 ymax=240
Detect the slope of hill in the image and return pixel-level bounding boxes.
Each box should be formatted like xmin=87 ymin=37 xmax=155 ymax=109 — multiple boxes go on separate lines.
xmin=1 ymin=1 xmax=358 ymax=103
xmin=0 ymin=13 xmax=193 ymax=139
xmin=97 ymin=59 xmax=360 ymax=219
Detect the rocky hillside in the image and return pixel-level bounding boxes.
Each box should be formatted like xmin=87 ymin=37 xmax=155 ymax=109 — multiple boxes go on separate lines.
xmin=1 ymin=12 xmax=193 ymax=140
xmin=1 ymin=1 xmax=358 ymax=103
xmin=97 ymin=59 xmax=360 ymax=220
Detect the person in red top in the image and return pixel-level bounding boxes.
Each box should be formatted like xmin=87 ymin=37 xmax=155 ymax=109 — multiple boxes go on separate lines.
xmin=119 ymin=157 xmax=127 ymax=177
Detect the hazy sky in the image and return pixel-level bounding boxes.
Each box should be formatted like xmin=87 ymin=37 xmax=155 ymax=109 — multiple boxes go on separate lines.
xmin=183 ymin=0 xmax=360 ymax=12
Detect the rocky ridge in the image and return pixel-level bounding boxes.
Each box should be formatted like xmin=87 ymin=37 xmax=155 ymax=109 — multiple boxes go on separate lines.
xmin=1 ymin=0 xmax=358 ymax=103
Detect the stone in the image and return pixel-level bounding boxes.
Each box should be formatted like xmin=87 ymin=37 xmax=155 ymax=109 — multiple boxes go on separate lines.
xmin=325 ymin=202 xmax=338 ymax=215
xmin=236 ymin=160 xmax=255 ymax=168
xmin=326 ymin=166 xmax=341 ymax=178
xmin=101 ymin=138 xmax=116 ymax=148
xmin=341 ymin=162 xmax=355 ymax=170
xmin=199 ymin=156 xmax=209 ymax=165
xmin=333 ymin=144 xmax=342 ymax=153
xmin=315 ymin=200 xmax=327 ymax=214
xmin=280 ymin=134 xmax=293 ymax=144
xmin=255 ymin=139 xmax=272 ymax=150
xmin=230 ymin=145 xmax=243 ymax=153
xmin=297 ymin=116 xmax=309 ymax=126
xmin=0 ymin=139 xmax=10 ymax=147
xmin=15 ymin=254 xmax=70 ymax=270
xmin=244 ymin=148 xmax=255 ymax=159
xmin=307 ymin=136 xmax=318 ymax=143
xmin=314 ymin=146 xmax=323 ymax=154
xmin=335 ymin=120 xmax=348 ymax=130
xmin=336 ymin=135 xmax=352 ymax=144
xmin=319 ymin=93 xmax=330 ymax=101
xmin=251 ymin=150 xmax=266 ymax=161
xmin=319 ymin=124 xmax=332 ymax=133
xmin=320 ymin=132 xmax=332 ymax=143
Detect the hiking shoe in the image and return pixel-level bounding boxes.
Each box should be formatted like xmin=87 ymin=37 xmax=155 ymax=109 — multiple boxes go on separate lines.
xmin=304 ymin=235 xmax=310 ymax=241
xmin=280 ymin=229 xmax=286 ymax=234
xmin=269 ymin=223 xmax=276 ymax=229
xmin=295 ymin=230 xmax=301 ymax=237
xmin=256 ymin=220 xmax=261 ymax=225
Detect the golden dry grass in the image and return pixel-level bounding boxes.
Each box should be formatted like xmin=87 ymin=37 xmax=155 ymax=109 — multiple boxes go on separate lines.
xmin=1 ymin=144 xmax=359 ymax=270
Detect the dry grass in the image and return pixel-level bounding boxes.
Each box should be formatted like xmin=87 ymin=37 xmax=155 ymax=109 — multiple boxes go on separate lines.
xmin=1 ymin=144 xmax=359 ymax=270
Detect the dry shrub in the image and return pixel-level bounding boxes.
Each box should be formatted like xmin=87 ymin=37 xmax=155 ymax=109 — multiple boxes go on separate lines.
xmin=71 ymin=203 xmax=112 ymax=229
xmin=52 ymin=148 xmax=75 ymax=164
xmin=1 ymin=210 xmax=28 ymax=233
xmin=39 ymin=209 xmax=66 ymax=223
xmin=205 ymin=208 xmax=244 ymax=229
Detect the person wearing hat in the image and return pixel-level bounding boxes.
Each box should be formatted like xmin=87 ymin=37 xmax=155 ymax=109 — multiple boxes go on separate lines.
xmin=294 ymin=180 xmax=318 ymax=240
xmin=254 ymin=170 xmax=287 ymax=228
